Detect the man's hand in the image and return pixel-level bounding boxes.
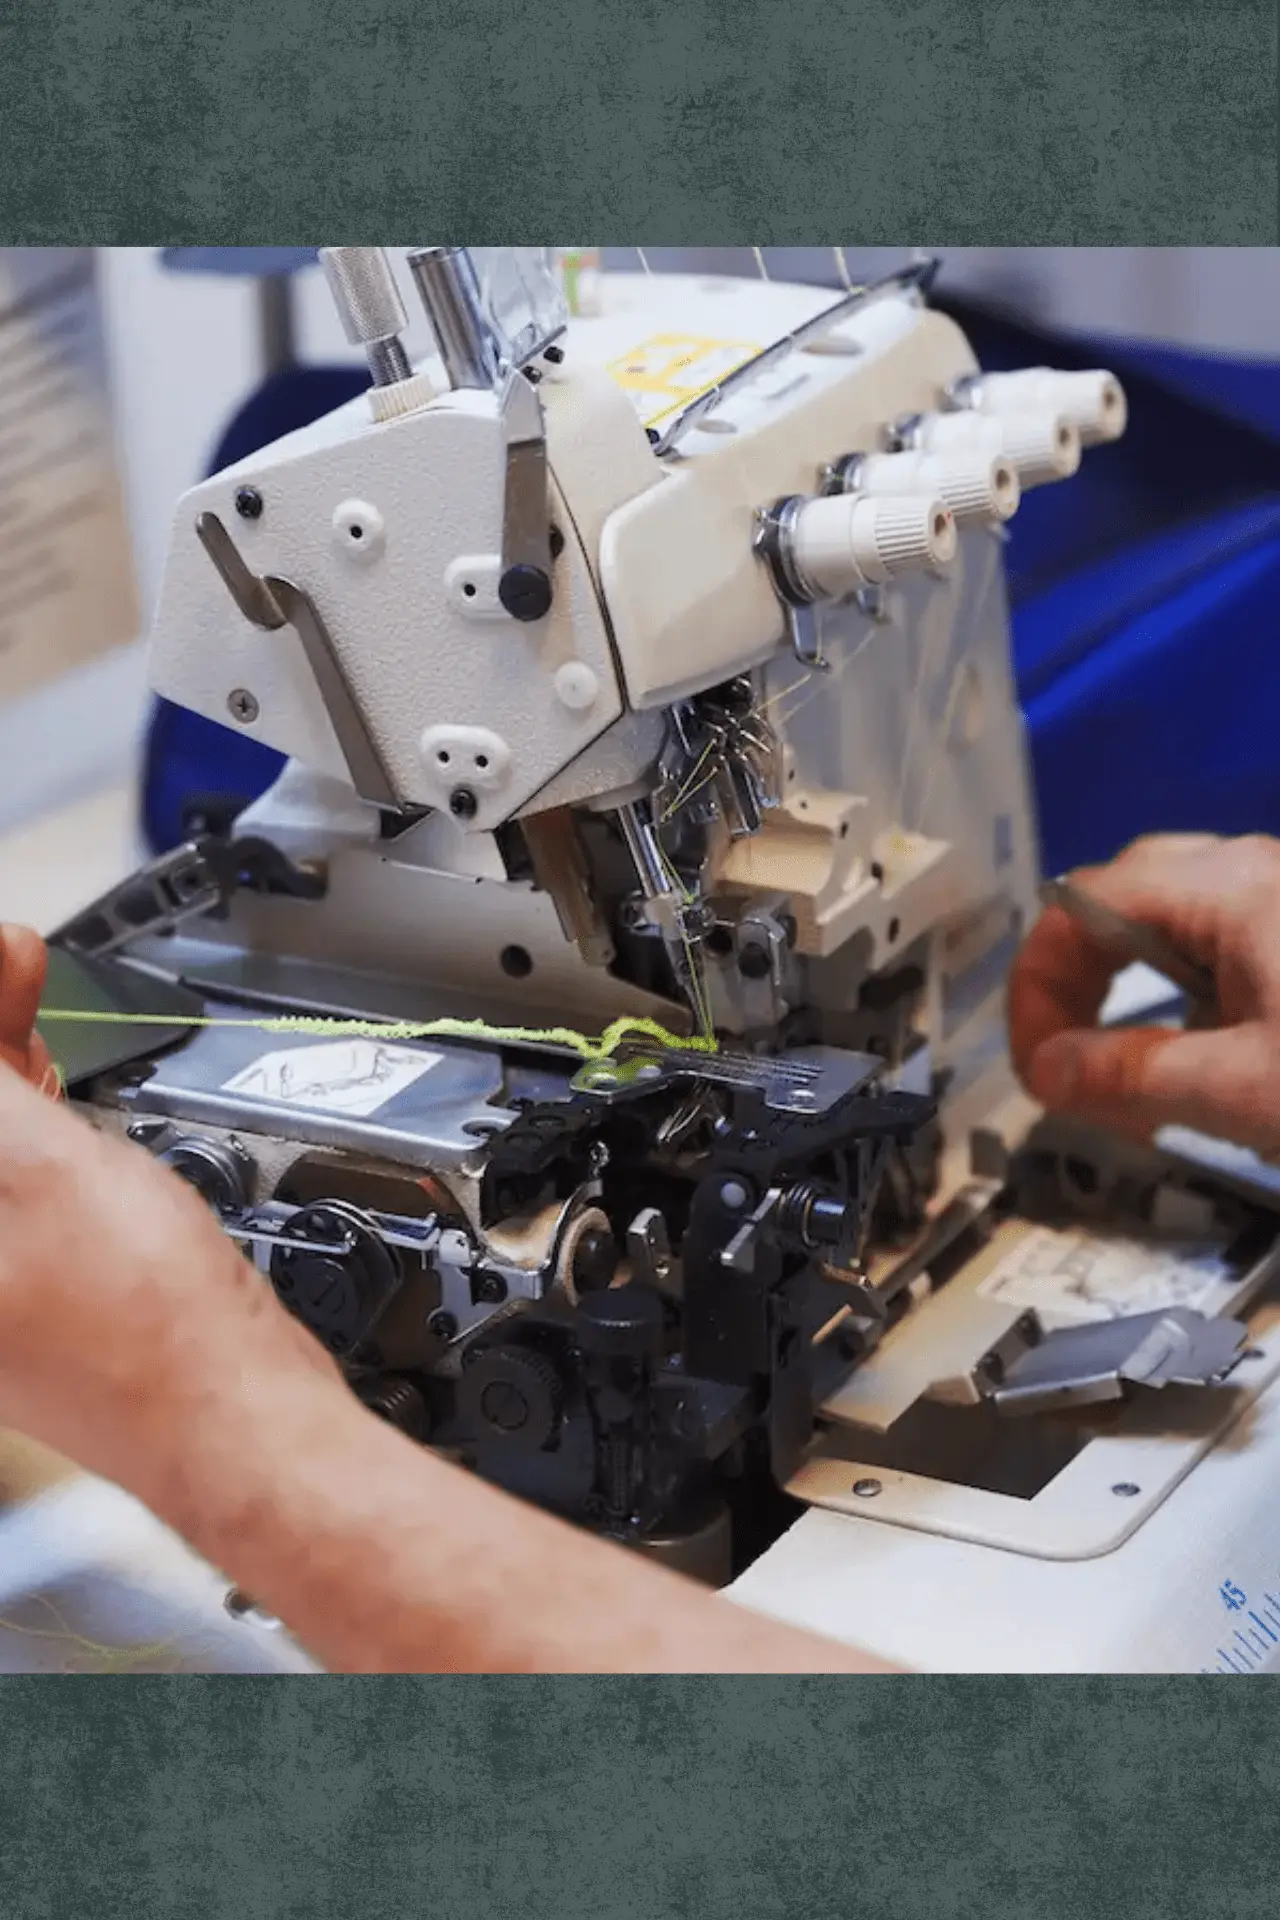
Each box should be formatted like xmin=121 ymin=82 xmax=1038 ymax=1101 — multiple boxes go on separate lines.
xmin=0 ymin=924 xmax=59 ymax=1096
xmin=1009 ymin=832 xmax=1280 ymax=1154
xmin=0 ymin=923 xmax=338 ymax=1482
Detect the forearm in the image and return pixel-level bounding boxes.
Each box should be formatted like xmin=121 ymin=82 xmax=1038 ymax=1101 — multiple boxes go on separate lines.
xmin=139 ymin=1359 xmax=892 ymax=1674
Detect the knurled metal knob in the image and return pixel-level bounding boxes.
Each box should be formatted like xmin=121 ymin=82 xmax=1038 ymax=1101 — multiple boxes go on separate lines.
xmin=319 ymin=247 xmax=412 ymax=387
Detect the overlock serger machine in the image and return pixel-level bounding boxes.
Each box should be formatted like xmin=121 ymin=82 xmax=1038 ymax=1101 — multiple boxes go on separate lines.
xmin=50 ymin=251 xmax=1280 ymax=1669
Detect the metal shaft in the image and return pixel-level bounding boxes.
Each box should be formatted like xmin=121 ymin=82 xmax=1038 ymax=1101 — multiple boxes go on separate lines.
xmin=1039 ymin=878 xmax=1219 ymax=1017
xmin=617 ymin=799 xmax=675 ymax=902
xmin=406 ymin=247 xmax=500 ymax=391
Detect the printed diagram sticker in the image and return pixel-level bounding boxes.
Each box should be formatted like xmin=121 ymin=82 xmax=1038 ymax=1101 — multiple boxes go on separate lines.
xmin=222 ymin=1039 xmax=442 ymax=1118
xmin=977 ymin=1223 xmax=1238 ymax=1330
xmin=605 ymin=333 xmax=762 ymax=429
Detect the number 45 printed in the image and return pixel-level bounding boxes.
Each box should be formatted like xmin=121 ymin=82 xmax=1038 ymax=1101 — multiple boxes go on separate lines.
xmin=1221 ymin=1580 xmax=1248 ymax=1611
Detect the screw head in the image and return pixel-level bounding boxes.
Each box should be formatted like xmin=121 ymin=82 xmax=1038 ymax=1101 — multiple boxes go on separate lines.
xmin=1111 ymin=1481 xmax=1141 ymax=1498
xmin=227 ymin=688 xmax=259 ymax=724
xmin=498 ymin=564 xmax=552 ymax=622
xmin=719 ymin=1179 xmax=750 ymax=1212
xmin=571 ymin=1226 xmax=619 ymax=1295
xmin=449 ymin=786 xmax=478 ymax=820
xmin=737 ymin=942 xmax=772 ymax=981
xmin=428 ymin=1310 xmax=459 ymax=1341
xmin=235 ymin=487 xmax=264 ymax=520
xmin=852 ymin=1478 xmax=882 ymax=1498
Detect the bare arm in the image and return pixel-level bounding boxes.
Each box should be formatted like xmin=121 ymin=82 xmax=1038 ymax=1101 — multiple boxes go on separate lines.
xmin=0 ymin=924 xmax=893 ymax=1674
xmin=146 ymin=1350 xmax=892 ymax=1673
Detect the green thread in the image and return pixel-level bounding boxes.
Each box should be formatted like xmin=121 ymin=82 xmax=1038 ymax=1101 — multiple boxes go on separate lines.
xmin=37 ymin=1006 xmax=718 ymax=1064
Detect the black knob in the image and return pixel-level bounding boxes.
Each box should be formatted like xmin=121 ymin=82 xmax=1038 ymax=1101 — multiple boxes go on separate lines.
xmin=159 ymin=1136 xmax=254 ymax=1212
xmin=737 ymin=942 xmax=772 ymax=980
xmin=806 ymin=1194 xmax=857 ymax=1246
xmin=269 ymin=1203 xmax=398 ymax=1356
xmin=575 ymin=1283 xmax=664 ymax=1361
xmin=571 ymin=1226 xmax=619 ymax=1296
xmin=498 ymin=564 xmax=553 ymax=622
xmin=457 ymin=1347 xmax=563 ymax=1451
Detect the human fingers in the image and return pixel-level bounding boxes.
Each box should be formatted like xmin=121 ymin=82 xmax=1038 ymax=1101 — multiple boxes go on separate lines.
xmin=1021 ymin=1018 xmax=1280 ymax=1155
xmin=0 ymin=925 xmax=48 ymax=1065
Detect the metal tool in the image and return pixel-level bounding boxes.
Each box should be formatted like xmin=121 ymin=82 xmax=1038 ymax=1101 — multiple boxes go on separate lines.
xmin=1039 ymin=876 xmax=1220 ymax=1025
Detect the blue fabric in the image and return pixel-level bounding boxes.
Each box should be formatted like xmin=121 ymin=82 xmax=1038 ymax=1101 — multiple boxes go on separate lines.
xmin=160 ymin=248 xmax=320 ymax=278
xmin=139 ymin=296 xmax=1280 ymax=890
xmin=1015 ymin=498 xmax=1280 ymax=704
xmin=939 ymin=299 xmax=1280 ymax=606
xmin=1019 ymin=502 xmax=1280 ymax=875
xmin=1097 ymin=340 xmax=1280 ymax=450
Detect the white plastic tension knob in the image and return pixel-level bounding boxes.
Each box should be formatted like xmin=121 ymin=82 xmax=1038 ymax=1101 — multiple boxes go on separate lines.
xmin=957 ymin=367 xmax=1127 ymax=446
xmin=913 ymin=408 xmax=1081 ymax=490
xmin=789 ymin=493 xmax=956 ymax=600
xmin=848 ymin=447 xmax=1020 ymax=525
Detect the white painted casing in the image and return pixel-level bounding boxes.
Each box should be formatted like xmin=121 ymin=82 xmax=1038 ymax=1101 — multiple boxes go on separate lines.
xmin=148 ymin=282 xmax=995 ymax=817
xmin=147 ymin=370 xmax=661 ymax=830
xmin=598 ymin=295 xmax=985 ymax=708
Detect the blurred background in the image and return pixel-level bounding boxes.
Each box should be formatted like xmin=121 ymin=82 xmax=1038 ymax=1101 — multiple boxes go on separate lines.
xmin=6 ymin=244 xmax=1280 ymax=933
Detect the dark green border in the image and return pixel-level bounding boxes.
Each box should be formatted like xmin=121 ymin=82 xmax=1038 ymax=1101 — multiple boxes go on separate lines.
xmin=3 ymin=1 xmax=1280 ymax=1912
xmin=0 ymin=0 xmax=1276 ymax=242
xmin=2 ymin=1677 xmax=1279 ymax=1916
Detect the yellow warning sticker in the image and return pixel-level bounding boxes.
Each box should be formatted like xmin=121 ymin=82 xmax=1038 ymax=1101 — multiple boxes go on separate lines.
xmin=605 ymin=333 xmax=762 ymax=429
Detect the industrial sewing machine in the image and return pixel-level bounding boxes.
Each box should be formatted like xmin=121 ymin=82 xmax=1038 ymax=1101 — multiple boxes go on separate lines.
xmin=43 ymin=249 xmax=1280 ymax=1670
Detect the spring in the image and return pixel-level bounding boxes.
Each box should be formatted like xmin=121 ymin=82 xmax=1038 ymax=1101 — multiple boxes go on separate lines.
xmin=358 ymin=1375 xmax=427 ymax=1436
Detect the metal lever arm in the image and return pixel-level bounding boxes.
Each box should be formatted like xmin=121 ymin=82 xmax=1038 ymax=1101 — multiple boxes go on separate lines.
xmin=497 ymin=369 xmax=555 ymax=622
xmin=196 ymin=513 xmax=399 ymax=807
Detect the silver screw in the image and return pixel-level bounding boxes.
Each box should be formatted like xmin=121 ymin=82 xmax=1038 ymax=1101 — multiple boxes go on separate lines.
xmin=852 ymin=1477 xmax=882 ymax=1498
xmin=227 ymin=688 xmax=260 ymax=724
xmin=1111 ymin=1481 xmax=1141 ymax=1498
